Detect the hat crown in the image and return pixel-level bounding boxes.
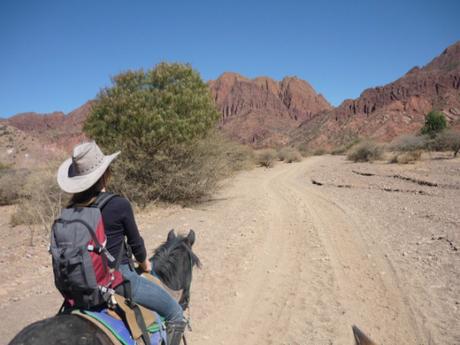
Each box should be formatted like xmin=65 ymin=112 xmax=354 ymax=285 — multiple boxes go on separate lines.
xmin=71 ymin=141 xmax=105 ymax=176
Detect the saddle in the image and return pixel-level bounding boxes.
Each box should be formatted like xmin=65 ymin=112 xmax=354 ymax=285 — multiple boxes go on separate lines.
xmin=73 ymin=294 xmax=164 ymax=345
xmin=72 ymin=273 xmax=183 ymax=345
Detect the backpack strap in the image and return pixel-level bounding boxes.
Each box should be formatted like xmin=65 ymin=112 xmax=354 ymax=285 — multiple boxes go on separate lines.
xmin=92 ymin=192 xmax=117 ymax=210
xmin=54 ymin=218 xmax=116 ymax=264
xmin=92 ymin=193 xmax=134 ymax=272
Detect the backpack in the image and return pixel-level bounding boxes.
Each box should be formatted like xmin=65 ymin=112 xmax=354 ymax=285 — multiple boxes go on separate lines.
xmin=50 ymin=192 xmax=124 ymax=309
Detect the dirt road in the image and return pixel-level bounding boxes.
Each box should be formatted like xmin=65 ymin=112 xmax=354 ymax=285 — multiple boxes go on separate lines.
xmin=2 ymin=156 xmax=459 ymax=344
xmin=184 ymin=157 xmax=421 ymax=345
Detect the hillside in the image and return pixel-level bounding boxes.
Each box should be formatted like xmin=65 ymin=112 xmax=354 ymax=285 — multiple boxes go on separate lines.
xmin=209 ymin=73 xmax=331 ymax=147
xmin=0 ymin=123 xmax=63 ymax=169
xmin=3 ymin=41 xmax=460 ymax=153
xmin=5 ymin=101 xmax=92 ymax=152
xmin=292 ymin=41 xmax=460 ymax=149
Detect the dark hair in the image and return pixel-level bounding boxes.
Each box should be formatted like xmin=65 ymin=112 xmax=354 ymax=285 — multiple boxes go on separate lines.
xmin=69 ymin=168 xmax=111 ymax=206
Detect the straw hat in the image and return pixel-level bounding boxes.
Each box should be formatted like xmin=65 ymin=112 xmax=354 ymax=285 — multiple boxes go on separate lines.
xmin=57 ymin=141 xmax=120 ymax=193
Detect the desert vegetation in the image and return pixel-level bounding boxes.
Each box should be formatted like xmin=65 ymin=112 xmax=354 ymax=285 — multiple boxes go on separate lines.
xmin=0 ymin=166 xmax=28 ymax=206
xmin=347 ymin=141 xmax=384 ymax=162
xmin=0 ymin=162 xmax=67 ymax=244
xmin=421 ymin=110 xmax=447 ymax=137
xmin=277 ymin=147 xmax=302 ymax=163
xmin=10 ymin=166 xmax=66 ymax=244
xmin=84 ymin=63 xmax=252 ymax=204
xmin=255 ymin=149 xmax=277 ymax=168
xmin=388 ymin=126 xmax=460 ymax=162
xmin=430 ymin=129 xmax=460 ymax=157
xmin=342 ymin=111 xmax=460 ymax=164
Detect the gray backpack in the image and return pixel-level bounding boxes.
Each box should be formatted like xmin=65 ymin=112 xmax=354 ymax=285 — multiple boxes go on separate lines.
xmin=49 ymin=193 xmax=124 ymax=309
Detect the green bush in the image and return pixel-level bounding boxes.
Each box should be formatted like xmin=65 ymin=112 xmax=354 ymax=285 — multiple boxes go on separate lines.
xmin=110 ymin=130 xmax=254 ymax=203
xmin=256 ymin=149 xmax=277 ymax=168
xmin=84 ymin=63 xmax=222 ymax=204
xmin=347 ymin=141 xmax=383 ymax=162
xmin=278 ymin=147 xmax=302 ymax=163
xmin=421 ymin=111 xmax=447 ymax=137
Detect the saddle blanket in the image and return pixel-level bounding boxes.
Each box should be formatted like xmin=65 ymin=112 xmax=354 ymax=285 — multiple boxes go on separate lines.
xmin=77 ymin=308 xmax=166 ymax=345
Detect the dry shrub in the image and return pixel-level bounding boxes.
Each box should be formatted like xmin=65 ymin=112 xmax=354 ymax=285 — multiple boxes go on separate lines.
xmin=431 ymin=130 xmax=460 ymax=157
xmin=278 ymin=147 xmax=302 ymax=163
xmin=390 ymin=134 xmax=429 ymax=152
xmin=390 ymin=150 xmax=422 ymax=164
xmin=221 ymin=138 xmax=255 ymax=171
xmin=331 ymin=139 xmax=361 ymax=156
xmin=297 ymin=145 xmax=311 ymax=157
xmin=347 ymin=141 xmax=383 ymax=162
xmin=330 ymin=146 xmax=347 ymax=155
xmin=313 ymin=148 xmax=327 ymax=156
xmin=111 ymin=131 xmax=254 ymax=204
xmin=10 ymin=166 xmax=68 ymax=243
xmin=0 ymin=161 xmax=11 ymax=171
xmin=255 ymin=149 xmax=277 ymax=168
xmin=0 ymin=168 xmax=29 ymax=205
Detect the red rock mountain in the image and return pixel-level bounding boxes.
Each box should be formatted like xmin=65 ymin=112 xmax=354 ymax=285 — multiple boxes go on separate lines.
xmin=5 ymin=101 xmax=93 ymax=152
xmin=3 ymin=41 xmax=459 ymax=154
xmin=209 ymin=73 xmax=332 ymax=147
xmin=292 ymin=41 xmax=460 ymax=149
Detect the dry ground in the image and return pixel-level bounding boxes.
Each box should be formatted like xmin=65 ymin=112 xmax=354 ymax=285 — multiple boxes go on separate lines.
xmin=1 ymin=155 xmax=459 ymax=345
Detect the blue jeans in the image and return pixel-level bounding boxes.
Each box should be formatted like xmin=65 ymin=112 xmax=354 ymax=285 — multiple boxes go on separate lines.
xmin=118 ymin=264 xmax=183 ymax=322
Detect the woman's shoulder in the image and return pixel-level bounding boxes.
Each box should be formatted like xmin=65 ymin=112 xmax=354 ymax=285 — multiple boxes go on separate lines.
xmin=104 ymin=193 xmax=132 ymax=210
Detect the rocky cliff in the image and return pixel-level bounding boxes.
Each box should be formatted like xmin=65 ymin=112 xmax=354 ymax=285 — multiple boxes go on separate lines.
xmin=292 ymin=41 xmax=460 ymax=149
xmin=5 ymin=101 xmax=93 ymax=152
xmin=209 ymin=73 xmax=331 ymax=147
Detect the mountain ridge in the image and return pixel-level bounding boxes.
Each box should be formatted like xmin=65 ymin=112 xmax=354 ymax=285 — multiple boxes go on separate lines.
xmin=2 ymin=41 xmax=459 ymax=153
xmin=209 ymin=72 xmax=332 ymax=146
xmin=291 ymin=41 xmax=460 ymax=149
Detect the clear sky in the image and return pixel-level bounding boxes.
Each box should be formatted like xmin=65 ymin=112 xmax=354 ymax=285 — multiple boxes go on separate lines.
xmin=1 ymin=0 xmax=459 ymax=118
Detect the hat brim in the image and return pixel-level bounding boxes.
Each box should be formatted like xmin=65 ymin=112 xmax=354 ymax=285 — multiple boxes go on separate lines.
xmin=57 ymin=151 xmax=120 ymax=194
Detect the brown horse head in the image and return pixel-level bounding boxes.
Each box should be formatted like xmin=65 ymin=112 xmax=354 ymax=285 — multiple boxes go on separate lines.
xmin=352 ymin=325 xmax=378 ymax=345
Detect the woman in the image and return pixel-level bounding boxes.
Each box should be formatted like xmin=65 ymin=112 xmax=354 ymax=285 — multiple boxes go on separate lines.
xmin=57 ymin=141 xmax=185 ymax=344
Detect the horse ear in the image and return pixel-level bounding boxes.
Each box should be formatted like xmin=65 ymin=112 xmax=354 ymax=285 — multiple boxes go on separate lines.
xmin=167 ymin=229 xmax=176 ymax=242
xmin=352 ymin=325 xmax=378 ymax=345
xmin=186 ymin=229 xmax=196 ymax=246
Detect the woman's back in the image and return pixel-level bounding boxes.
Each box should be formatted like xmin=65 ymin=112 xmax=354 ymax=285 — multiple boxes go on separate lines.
xmin=101 ymin=195 xmax=146 ymax=267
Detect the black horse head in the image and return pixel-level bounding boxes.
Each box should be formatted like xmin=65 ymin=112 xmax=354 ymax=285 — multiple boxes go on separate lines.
xmin=149 ymin=229 xmax=201 ymax=310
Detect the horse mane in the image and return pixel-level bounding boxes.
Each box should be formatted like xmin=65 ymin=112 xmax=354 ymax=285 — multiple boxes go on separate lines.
xmin=150 ymin=233 xmax=201 ymax=292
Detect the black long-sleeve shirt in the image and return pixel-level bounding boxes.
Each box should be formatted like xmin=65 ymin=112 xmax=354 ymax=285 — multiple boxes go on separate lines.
xmin=101 ymin=195 xmax=147 ymax=266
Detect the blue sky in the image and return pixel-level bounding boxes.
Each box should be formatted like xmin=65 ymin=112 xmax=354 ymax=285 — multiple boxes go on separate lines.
xmin=1 ymin=0 xmax=459 ymax=118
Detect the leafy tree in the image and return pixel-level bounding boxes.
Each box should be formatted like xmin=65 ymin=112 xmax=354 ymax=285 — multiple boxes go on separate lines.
xmin=84 ymin=63 xmax=221 ymax=204
xmin=421 ymin=111 xmax=447 ymax=137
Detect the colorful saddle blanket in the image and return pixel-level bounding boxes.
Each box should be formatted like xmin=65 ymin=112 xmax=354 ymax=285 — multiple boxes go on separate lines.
xmin=75 ymin=309 xmax=166 ymax=345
